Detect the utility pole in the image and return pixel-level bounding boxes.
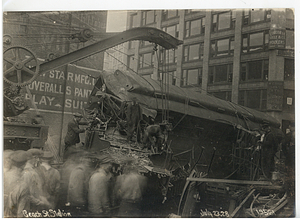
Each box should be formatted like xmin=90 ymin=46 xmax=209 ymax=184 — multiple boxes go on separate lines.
xmin=58 ymin=12 xmax=72 ymax=159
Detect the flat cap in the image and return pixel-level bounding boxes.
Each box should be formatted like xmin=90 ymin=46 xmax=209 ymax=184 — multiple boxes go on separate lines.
xmin=74 ymin=113 xmax=83 ymax=118
xmin=27 ymin=148 xmax=44 ymax=157
xmin=10 ymin=150 xmax=31 ymax=163
xmin=41 ymin=151 xmax=54 ymax=160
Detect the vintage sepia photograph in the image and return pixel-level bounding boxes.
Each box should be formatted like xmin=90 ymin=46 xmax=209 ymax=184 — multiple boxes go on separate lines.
xmin=3 ymin=7 xmax=295 ymax=218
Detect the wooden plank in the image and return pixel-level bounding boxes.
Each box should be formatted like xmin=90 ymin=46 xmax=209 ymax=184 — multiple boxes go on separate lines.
xmin=187 ymin=177 xmax=273 ymax=186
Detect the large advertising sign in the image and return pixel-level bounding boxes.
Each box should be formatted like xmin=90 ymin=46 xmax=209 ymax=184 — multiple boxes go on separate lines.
xmin=24 ymin=64 xmax=100 ymax=113
xmin=267 ymin=81 xmax=284 ymax=111
xmin=269 ymin=28 xmax=286 ymax=49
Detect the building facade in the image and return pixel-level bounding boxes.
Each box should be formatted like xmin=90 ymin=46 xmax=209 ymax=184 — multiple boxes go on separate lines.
xmin=3 ymin=11 xmax=108 ymax=160
xmin=124 ymin=9 xmax=294 ymax=132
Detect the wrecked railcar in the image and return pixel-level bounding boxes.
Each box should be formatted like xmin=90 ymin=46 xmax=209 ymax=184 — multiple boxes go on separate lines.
xmin=83 ymin=67 xmax=293 ymax=217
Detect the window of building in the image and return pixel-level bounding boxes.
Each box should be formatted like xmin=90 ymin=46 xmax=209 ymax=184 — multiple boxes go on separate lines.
xmin=183 ymin=43 xmax=204 ymax=62
xmin=139 ymin=52 xmax=153 ymax=68
xmin=160 ymin=71 xmax=176 ymax=85
xmin=162 ymin=10 xmax=178 ymax=20
xmin=130 ymin=13 xmax=139 ymax=28
xmin=240 ymin=60 xmax=268 ymax=81
xmin=19 ymin=25 xmax=27 ymax=33
xmin=283 ymin=89 xmax=294 ymax=111
xmin=242 ymin=31 xmax=269 ymax=53
xmin=142 ymin=10 xmax=156 ymax=25
xmin=284 ymin=59 xmax=294 ymax=81
xmin=286 ymin=30 xmax=294 ymax=49
xmin=127 ymin=55 xmax=137 ymax=70
xmin=185 ymin=17 xmax=205 ymax=38
xmin=243 ymin=9 xmax=271 ymax=25
xmin=163 ymin=24 xmax=179 ymax=38
xmin=181 ymin=68 xmax=202 ymax=87
xmin=211 ymin=91 xmax=232 ymax=101
xmin=209 ymin=64 xmax=233 ymax=84
xmin=211 ymin=37 xmax=234 ymax=57
xmin=212 ymin=10 xmax=236 ymax=32
xmin=159 ymin=49 xmax=177 ymax=64
xmin=238 ymin=90 xmax=267 ymax=110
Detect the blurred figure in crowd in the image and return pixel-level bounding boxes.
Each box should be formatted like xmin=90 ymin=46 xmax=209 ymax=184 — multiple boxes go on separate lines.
xmin=88 ymin=155 xmax=114 ymax=216
xmin=22 ymin=149 xmax=51 ymax=212
xmin=67 ymin=152 xmax=98 ymax=215
xmin=114 ymin=160 xmax=147 ymax=217
xmin=4 ymin=150 xmax=30 ymax=217
xmin=58 ymin=146 xmax=84 ymax=209
xmin=37 ymin=150 xmax=61 ymax=209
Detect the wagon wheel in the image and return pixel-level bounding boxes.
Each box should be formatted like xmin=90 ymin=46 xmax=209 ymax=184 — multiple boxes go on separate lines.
xmin=3 ymin=46 xmax=40 ymax=87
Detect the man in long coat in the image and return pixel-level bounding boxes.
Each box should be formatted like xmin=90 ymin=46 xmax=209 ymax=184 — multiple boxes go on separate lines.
xmin=4 ymin=150 xmax=30 ymax=217
xmin=37 ymin=151 xmax=61 ymax=209
xmin=64 ymin=113 xmax=87 ymax=151
xmin=88 ymin=156 xmax=114 ymax=216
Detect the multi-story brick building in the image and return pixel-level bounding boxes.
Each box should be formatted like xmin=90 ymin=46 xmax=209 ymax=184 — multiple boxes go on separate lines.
xmin=123 ymin=9 xmax=294 ymax=132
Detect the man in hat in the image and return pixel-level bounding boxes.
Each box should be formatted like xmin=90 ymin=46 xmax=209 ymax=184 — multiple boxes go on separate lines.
xmin=37 ymin=151 xmax=61 ymax=209
xmin=114 ymin=160 xmax=147 ymax=217
xmin=4 ymin=150 xmax=30 ymax=217
xmin=64 ymin=113 xmax=88 ymax=153
xmin=88 ymin=155 xmax=114 ymax=216
xmin=22 ymin=149 xmax=51 ymax=212
xmin=260 ymin=122 xmax=280 ymax=179
xmin=67 ymin=152 xmax=98 ymax=215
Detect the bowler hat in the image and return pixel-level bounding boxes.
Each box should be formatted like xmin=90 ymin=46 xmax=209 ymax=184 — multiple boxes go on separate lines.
xmin=41 ymin=151 xmax=54 ymax=160
xmin=27 ymin=148 xmax=44 ymax=157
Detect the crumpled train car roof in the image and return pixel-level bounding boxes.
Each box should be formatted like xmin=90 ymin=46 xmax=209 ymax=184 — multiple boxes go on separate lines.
xmin=101 ymin=70 xmax=280 ymax=131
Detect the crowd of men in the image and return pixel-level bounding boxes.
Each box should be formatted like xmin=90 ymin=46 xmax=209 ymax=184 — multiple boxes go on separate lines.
xmin=3 ymin=146 xmax=147 ymax=218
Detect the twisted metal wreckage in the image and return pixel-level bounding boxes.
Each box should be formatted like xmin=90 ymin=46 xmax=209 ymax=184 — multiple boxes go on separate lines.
xmin=3 ymin=27 xmax=294 ymax=217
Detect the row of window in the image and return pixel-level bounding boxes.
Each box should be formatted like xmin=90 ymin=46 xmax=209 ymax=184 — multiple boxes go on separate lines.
xmin=136 ymin=30 xmax=270 ymax=65
xmin=130 ymin=9 xmax=273 ymax=33
xmin=157 ymin=71 xmax=293 ymax=111
xmin=132 ymin=58 xmax=293 ymax=85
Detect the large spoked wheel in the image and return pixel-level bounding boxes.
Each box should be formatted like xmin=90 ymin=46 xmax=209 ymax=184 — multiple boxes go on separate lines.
xmin=3 ymin=46 xmax=40 ymax=87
